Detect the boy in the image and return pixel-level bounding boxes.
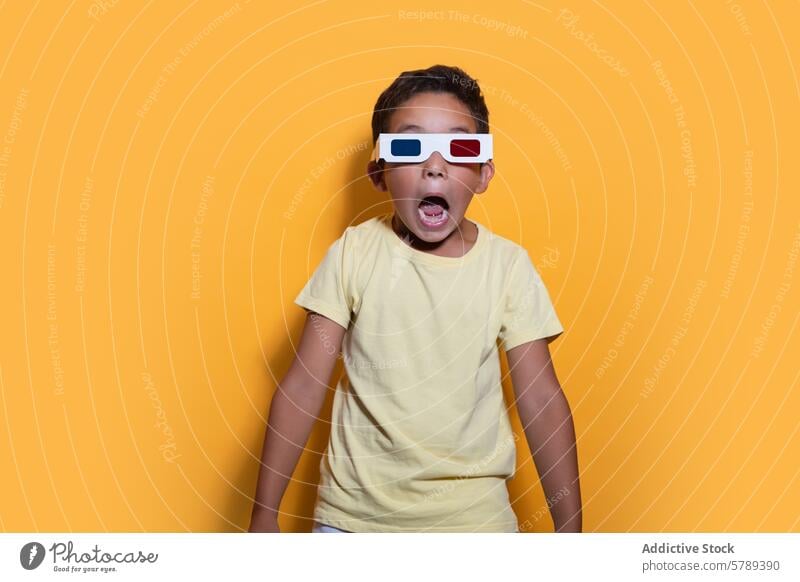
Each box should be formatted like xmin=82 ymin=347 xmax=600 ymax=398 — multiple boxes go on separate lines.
xmin=249 ymin=65 xmax=581 ymax=533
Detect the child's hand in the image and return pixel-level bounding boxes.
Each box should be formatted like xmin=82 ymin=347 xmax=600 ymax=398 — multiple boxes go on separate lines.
xmin=248 ymin=511 xmax=281 ymax=533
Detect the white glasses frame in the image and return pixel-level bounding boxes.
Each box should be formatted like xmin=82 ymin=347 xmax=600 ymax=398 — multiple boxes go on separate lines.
xmin=371 ymin=133 xmax=493 ymax=164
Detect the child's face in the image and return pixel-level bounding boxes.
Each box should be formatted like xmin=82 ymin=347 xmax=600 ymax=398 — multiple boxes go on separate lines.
xmin=368 ymin=91 xmax=495 ymax=244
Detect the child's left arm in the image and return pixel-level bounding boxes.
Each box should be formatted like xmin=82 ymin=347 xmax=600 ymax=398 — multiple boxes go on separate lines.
xmin=507 ymin=338 xmax=582 ymax=532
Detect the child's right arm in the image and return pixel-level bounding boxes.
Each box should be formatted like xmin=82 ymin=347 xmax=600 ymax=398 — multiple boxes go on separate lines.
xmin=248 ymin=311 xmax=347 ymax=532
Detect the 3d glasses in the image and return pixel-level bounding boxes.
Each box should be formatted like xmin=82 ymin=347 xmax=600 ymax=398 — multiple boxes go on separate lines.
xmin=371 ymin=133 xmax=493 ymax=164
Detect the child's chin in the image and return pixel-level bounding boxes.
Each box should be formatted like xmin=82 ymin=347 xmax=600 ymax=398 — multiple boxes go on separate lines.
xmin=412 ymin=224 xmax=454 ymax=243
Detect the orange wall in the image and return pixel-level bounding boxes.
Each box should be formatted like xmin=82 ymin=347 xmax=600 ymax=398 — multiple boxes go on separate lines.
xmin=0 ymin=1 xmax=798 ymax=532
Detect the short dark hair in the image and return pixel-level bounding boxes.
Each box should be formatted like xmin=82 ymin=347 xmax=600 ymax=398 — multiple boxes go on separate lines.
xmin=370 ymin=64 xmax=490 ymax=145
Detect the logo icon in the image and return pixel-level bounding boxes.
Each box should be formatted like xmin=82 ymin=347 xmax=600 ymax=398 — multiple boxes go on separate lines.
xmin=20 ymin=542 xmax=46 ymax=570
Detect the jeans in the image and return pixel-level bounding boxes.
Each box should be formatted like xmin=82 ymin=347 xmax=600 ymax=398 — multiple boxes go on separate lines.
xmin=312 ymin=521 xmax=350 ymax=533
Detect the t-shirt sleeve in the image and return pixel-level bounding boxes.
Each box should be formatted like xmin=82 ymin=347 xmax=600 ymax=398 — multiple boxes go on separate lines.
xmin=498 ymin=248 xmax=564 ymax=351
xmin=293 ymin=230 xmax=354 ymax=330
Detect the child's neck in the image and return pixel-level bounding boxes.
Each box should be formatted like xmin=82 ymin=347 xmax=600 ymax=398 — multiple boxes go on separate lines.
xmin=391 ymin=213 xmax=477 ymax=258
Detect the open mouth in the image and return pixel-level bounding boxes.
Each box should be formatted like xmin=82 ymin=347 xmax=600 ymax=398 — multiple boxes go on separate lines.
xmin=417 ymin=195 xmax=449 ymax=228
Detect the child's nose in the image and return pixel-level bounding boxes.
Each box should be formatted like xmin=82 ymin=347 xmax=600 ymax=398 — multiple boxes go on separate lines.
xmin=422 ymin=151 xmax=447 ymax=177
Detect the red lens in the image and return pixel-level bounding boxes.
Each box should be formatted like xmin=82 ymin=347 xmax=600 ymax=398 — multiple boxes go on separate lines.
xmin=449 ymin=139 xmax=481 ymax=157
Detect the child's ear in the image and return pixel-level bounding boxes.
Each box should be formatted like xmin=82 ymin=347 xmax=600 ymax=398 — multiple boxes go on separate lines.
xmin=367 ymin=160 xmax=388 ymax=192
xmin=473 ymin=160 xmax=495 ymax=195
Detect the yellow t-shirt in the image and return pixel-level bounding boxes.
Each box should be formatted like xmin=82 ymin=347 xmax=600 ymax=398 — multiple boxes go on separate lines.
xmin=294 ymin=212 xmax=564 ymax=532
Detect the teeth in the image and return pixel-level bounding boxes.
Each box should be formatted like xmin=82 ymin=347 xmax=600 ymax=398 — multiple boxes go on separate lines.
xmin=418 ymin=207 xmax=448 ymax=226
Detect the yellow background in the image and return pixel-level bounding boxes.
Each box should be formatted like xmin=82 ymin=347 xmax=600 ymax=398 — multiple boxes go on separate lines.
xmin=0 ymin=0 xmax=798 ymax=532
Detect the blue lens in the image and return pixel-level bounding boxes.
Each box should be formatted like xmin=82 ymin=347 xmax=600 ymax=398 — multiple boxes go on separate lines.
xmin=390 ymin=139 xmax=421 ymax=157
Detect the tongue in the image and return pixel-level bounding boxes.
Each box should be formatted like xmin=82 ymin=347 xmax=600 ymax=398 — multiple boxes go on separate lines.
xmin=420 ymin=197 xmax=446 ymax=216
xmin=420 ymin=201 xmax=445 ymax=216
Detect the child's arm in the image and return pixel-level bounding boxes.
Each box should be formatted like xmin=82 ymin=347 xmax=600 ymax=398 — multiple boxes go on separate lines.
xmin=507 ymin=338 xmax=582 ymax=532
xmin=248 ymin=311 xmax=346 ymax=532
